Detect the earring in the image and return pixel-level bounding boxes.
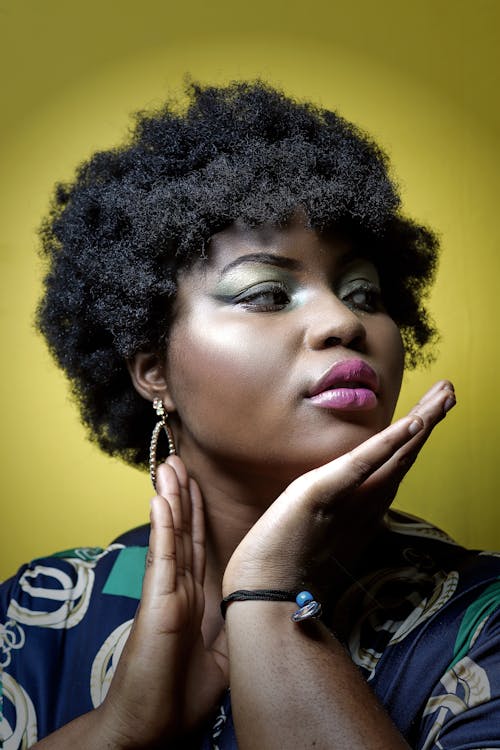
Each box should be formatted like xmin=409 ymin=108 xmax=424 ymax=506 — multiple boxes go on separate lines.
xmin=149 ymin=397 xmax=177 ymax=490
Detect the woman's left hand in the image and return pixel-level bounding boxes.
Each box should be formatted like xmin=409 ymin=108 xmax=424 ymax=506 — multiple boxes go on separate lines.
xmin=222 ymin=380 xmax=455 ymax=596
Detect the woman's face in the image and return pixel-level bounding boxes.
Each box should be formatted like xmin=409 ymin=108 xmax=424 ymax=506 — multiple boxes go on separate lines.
xmin=163 ymin=219 xmax=405 ymax=484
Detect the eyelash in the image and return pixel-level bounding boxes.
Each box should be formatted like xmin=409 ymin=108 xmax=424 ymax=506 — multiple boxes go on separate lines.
xmin=233 ymin=280 xmax=383 ymax=313
xmin=234 ymin=283 xmax=291 ymax=312
xmin=339 ymin=282 xmax=383 ymax=313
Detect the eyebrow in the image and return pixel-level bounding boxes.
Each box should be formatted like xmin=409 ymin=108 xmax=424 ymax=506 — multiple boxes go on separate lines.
xmin=219 ymin=252 xmax=303 ymax=276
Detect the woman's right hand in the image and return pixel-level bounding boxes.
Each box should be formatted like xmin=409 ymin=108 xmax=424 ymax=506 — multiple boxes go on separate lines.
xmin=222 ymin=380 xmax=456 ymax=599
xmin=98 ymin=456 xmax=229 ymax=748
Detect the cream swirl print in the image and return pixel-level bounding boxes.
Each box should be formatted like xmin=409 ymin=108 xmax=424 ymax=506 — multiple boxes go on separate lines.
xmin=6 ymin=546 xmax=124 ymax=629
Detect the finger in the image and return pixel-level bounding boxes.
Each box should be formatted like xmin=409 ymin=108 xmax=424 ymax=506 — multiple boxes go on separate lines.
xmin=141 ymin=495 xmax=176 ymax=601
xmin=287 ymin=414 xmax=425 ymax=507
xmin=156 ymin=462 xmax=185 ymax=576
xmin=407 ymin=380 xmax=456 ymax=438
xmin=166 ymin=456 xmax=193 ymax=574
xmin=284 ymin=382 xmax=456 ymax=510
xmin=409 ymin=379 xmax=455 ymax=415
xmin=361 ymin=382 xmax=457 ymax=501
xmin=413 ymin=379 xmax=454 ymax=407
xmin=189 ymin=477 xmax=206 ymax=586
xmin=339 ymin=416 xmax=424 ymax=488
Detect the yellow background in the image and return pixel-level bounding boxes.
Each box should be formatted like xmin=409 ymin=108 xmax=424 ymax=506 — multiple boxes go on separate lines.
xmin=1 ymin=0 xmax=499 ymax=579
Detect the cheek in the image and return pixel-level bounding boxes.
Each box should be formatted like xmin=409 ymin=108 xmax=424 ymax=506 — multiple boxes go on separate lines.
xmin=375 ymin=318 xmax=405 ymax=406
xmin=166 ymin=314 xmax=285 ymax=427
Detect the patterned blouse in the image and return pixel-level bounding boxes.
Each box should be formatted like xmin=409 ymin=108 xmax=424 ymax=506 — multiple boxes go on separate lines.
xmin=1 ymin=510 xmax=500 ymax=749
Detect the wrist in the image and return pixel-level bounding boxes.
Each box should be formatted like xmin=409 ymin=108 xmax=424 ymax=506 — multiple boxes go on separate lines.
xmin=222 ymin=570 xmax=303 ymax=599
xmin=221 ymin=588 xmax=323 ymax=623
xmin=96 ymin=698 xmax=179 ymax=750
xmin=225 ymin=598 xmax=295 ymax=625
xmin=92 ymin=703 xmax=140 ymax=750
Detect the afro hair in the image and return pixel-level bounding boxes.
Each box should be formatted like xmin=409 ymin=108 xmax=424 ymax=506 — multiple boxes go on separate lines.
xmin=37 ymin=80 xmax=439 ymax=468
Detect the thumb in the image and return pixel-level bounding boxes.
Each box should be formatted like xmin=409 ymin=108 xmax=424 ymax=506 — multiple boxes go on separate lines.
xmin=283 ymin=414 xmax=423 ymax=508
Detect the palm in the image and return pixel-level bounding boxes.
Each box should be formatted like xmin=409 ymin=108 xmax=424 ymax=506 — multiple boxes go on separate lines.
xmin=223 ymin=381 xmax=455 ymax=596
xmin=160 ymin=576 xmax=228 ymax=730
xmin=102 ymin=456 xmax=228 ymax=748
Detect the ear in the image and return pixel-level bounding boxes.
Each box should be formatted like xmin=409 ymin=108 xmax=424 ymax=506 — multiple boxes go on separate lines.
xmin=127 ymin=352 xmax=176 ymax=412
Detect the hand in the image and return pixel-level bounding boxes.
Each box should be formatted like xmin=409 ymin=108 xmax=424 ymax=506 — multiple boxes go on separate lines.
xmin=222 ymin=380 xmax=456 ymax=597
xmin=99 ymin=456 xmax=228 ymax=748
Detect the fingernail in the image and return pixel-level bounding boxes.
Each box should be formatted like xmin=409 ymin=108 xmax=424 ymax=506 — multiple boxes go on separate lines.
xmin=444 ymin=396 xmax=456 ymax=413
xmin=408 ymin=417 xmax=424 ymax=435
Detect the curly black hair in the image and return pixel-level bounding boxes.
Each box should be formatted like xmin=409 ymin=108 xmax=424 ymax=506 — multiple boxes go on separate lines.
xmin=37 ymin=80 xmax=439 ymax=468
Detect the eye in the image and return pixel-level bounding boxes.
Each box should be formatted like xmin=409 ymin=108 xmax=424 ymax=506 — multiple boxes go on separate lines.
xmin=234 ymin=282 xmax=291 ymax=312
xmin=340 ymin=282 xmax=383 ymax=313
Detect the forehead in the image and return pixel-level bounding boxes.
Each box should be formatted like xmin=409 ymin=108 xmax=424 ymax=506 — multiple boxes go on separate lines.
xmin=204 ymin=220 xmax=352 ymax=276
xmin=172 ymin=219 xmax=380 ymax=318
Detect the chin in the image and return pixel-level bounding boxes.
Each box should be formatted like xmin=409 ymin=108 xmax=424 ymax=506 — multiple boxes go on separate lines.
xmin=302 ymin=415 xmax=386 ymax=460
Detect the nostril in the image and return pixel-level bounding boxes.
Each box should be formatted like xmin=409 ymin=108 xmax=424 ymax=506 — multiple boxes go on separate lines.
xmin=322 ymin=333 xmax=365 ymax=351
xmin=350 ymin=334 xmax=366 ymax=352
xmin=324 ymin=336 xmax=342 ymax=347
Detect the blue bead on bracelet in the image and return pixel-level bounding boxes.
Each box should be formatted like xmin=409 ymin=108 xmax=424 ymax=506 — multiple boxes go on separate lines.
xmin=219 ymin=588 xmax=323 ymax=622
xmin=292 ymin=590 xmax=322 ymax=622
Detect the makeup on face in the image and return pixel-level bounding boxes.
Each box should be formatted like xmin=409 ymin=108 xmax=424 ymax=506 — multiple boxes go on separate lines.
xmin=211 ymin=251 xmax=383 ymax=316
xmin=306 ymin=358 xmax=379 ymax=411
xmin=164 ymin=222 xmax=404 ymax=480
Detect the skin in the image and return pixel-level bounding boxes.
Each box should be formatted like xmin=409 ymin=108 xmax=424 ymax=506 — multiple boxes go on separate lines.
xmin=163 ymin=221 xmax=404 ymax=482
xmin=32 ymin=218 xmax=455 ymax=749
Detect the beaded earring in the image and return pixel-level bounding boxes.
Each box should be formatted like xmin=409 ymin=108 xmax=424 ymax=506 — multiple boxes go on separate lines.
xmin=149 ymin=397 xmax=176 ymax=490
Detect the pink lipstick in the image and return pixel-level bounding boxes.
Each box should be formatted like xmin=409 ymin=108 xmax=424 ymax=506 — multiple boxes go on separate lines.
xmin=307 ymin=359 xmax=379 ymax=411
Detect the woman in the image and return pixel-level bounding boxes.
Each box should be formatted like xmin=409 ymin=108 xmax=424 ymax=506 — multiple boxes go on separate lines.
xmin=1 ymin=81 xmax=499 ymax=749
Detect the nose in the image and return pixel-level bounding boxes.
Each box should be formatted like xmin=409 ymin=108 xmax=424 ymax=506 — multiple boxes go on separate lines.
xmin=304 ymin=291 xmax=367 ymax=351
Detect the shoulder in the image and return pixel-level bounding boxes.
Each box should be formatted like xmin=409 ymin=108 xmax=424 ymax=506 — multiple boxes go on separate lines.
xmin=344 ymin=510 xmax=500 ymax=745
xmin=416 ymin=577 xmax=500 ymax=748
xmin=1 ymin=525 xmax=150 ymax=630
xmin=0 ymin=528 xmax=150 ymax=745
xmin=354 ymin=510 xmax=500 ymax=655
xmin=383 ymin=508 xmax=500 ymax=582
xmin=112 ymin=523 xmax=150 ymax=547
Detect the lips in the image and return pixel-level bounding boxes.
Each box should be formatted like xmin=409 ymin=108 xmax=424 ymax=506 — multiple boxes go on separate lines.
xmin=307 ymin=359 xmax=379 ymax=411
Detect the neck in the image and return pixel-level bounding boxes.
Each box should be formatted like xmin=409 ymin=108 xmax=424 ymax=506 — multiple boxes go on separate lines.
xmin=207 ymin=475 xmax=289 ymax=579
xmin=183 ymin=453 xmax=294 ymax=645
xmin=185 ymin=450 xmax=293 ymax=583
xmin=179 ymin=448 xmax=387 ymax=645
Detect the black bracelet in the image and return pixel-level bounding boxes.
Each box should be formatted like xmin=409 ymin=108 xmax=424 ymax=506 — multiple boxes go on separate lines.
xmin=220 ymin=589 xmax=295 ymax=618
xmin=220 ymin=588 xmax=322 ymax=621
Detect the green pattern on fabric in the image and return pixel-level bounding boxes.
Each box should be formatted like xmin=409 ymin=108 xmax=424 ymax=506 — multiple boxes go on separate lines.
xmin=449 ymin=578 xmax=500 ymax=669
xmin=102 ymin=546 xmax=148 ymax=600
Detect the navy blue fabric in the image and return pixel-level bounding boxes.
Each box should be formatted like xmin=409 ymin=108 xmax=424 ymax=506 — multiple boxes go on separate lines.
xmin=1 ymin=512 xmax=499 ymax=749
